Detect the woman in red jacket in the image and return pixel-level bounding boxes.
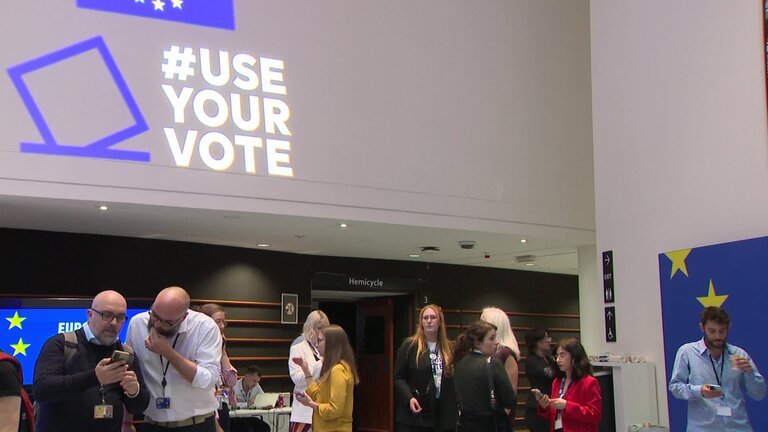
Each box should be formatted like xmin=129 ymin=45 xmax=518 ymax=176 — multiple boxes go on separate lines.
xmin=536 ymin=337 xmax=601 ymax=432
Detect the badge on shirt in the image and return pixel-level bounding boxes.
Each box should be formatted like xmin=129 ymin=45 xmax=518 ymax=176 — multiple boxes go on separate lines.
xmin=94 ymin=404 xmax=114 ymax=419
xmin=156 ymin=397 xmax=171 ymax=409
xmin=716 ymin=406 xmax=732 ymax=417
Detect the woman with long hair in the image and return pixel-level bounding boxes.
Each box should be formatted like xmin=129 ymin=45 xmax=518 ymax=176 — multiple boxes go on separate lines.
xmin=197 ymin=303 xmax=238 ymax=432
xmin=292 ymin=325 xmax=359 ymax=432
xmin=480 ymin=307 xmax=520 ymax=430
xmin=288 ymin=310 xmax=330 ymax=432
xmin=524 ymin=328 xmax=555 ymax=432
xmin=452 ymin=320 xmax=516 ymax=432
xmin=535 ymin=338 xmax=601 ymax=432
xmin=393 ymin=304 xmax=457 ymax=432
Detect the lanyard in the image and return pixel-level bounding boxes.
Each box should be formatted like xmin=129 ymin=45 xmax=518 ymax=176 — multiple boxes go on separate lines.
xmin=558 ymin=378 xmax=570 ymax=398
xmin=709 ymin=354 xmax=724 ymax=387
xmin=159 ymin=334 xmax=181 ymax=396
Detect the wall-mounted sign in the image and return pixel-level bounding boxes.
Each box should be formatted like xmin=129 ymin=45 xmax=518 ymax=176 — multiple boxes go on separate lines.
xmin=605 ymin=306 xmax=616 ymax=342
xmin=281 ymin=293 xmax=298 ymax=324
xmin=602 ymin=250 xmax=614 ymax=303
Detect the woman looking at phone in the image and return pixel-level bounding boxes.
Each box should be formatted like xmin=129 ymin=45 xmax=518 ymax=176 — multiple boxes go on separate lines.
xmin=288 ymin=310 xmax=329 ymax=432
xmin=292 ymin=325 xmax=359 ymax=432
xmin=536 ymin=338 xmax=601 ymax=432
xmin=198 ymin=304 xmax=238 ymax=432
xmin=393 ymin=304 xmax=457 ymax=432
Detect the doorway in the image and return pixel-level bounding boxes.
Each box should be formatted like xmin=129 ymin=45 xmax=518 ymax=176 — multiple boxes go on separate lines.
xmin=316 ymin=292 xmax=413 ymax=432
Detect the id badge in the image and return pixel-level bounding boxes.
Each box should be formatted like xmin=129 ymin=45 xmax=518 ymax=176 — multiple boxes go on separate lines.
xmin=717 ymin=406 xmax=732 ymax=417
xmin=156 ymin=397 xmax=171 ymax=409
xmin=94 ymin=404 xmax=114 ymax=419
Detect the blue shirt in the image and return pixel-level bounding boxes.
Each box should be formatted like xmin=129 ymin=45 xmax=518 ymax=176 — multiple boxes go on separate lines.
xmin=669 ymin=338 xmax=766 ymax=431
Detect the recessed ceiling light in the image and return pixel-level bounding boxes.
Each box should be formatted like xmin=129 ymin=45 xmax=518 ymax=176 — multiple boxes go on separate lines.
xmin=257 ymin=243 xmax=270 ymax=247
xmin=525 ymin=263 xmax=536 ymax=266
xmin=520 ymin=238 xmax=527 ymax=243
xmin=409 ymin=254 xmax=421 ymax=258
xmin=99 ymin=205 xmax=108 ymax=211
xmin=339 ymin=223 xmax=348 ymax=228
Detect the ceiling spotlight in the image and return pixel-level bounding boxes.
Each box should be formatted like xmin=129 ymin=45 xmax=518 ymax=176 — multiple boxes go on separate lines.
xmin=257 ymin=243 xmax=270 ymax=247
xmin=339 ymin=223 xmax=348 ymax=228
xmin=409 ymin=254 xmax=421 ymax=258
xmin=525 ymin=263 xmax=536 ymax=266
xmin=520 ymin=238 xmax=527 ymax=243
xmin=99 ymin=205 xmax=109 ymax=211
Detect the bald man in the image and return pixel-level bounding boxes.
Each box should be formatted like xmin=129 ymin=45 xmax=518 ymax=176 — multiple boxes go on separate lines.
xmin=126 ymin=287 xmax=222 ymax=432
xmin=33 ymin=290 xmax=150 ymax=432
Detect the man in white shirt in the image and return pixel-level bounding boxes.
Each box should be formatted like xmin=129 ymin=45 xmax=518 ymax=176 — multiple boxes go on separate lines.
xmin=126 ymin=287 xmax=222 ymax=432
xmin=233 ymin=366 xmax=264 ymax=408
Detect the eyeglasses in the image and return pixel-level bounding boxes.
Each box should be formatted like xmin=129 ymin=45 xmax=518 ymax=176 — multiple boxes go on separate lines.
xmin=214 ymin=319 xmax=227 ymax=328
xmin=91 ymin=308 xmax=127 ymax=324
xmin=149 ymin=309 xmax=186 ymax=327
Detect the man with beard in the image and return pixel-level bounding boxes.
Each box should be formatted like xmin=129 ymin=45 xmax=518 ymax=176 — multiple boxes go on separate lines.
xmin=669 ymin=306 xmax=766 ymax=431
xmin=125 ymin=287 xmax=222 ymax=432
xmin=33 ymin=290 xmax=150 ymax=432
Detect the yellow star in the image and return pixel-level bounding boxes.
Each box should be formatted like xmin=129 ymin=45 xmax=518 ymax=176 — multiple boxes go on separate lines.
xmin=5 ymin=311 xmax=26 ymax=330
xmin=171 ymin=0 xmax=183 ymax=9
xmin=697 ymin=279 xmax=729 ymax=308
xmin=10 ymin=338 xmax=31 ymax=356
xmin=152 ymin=0 xmax=165 ymax=11
xmin=665 ymin=248 xmax=691 ymax=279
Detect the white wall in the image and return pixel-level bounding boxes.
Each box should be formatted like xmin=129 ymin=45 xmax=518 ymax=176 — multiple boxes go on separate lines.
xmin=0 ymin=1 xmax=595 ymax=243
xmin=589 ymin=1 xmax=768 ymax=425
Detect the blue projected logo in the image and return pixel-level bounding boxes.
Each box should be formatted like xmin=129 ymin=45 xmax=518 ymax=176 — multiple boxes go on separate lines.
xmin=77 ymin=0 xmax=235 ymax=31
xmin=7 ymin=36 xmax=151 ymax=162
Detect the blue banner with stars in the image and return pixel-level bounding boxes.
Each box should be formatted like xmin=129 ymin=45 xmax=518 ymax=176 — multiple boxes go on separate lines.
xmin=659 ymin=236 xmax=768 ymax=431
xmin=77 ymin=0 xmax=235 ymax=30
xmin=1 ymin=308 xmax=144 ymax=384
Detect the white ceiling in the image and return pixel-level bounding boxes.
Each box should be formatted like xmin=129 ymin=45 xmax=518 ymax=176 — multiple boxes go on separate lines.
xmin=0 ymin=195 xmax=583 ymax=275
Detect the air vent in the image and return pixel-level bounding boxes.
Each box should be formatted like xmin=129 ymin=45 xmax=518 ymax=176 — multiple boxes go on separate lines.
xmin=515 ymin=254 xmax=536 ymax=263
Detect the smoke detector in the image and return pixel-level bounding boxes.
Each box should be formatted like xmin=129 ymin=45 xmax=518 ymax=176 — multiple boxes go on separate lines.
xmin=420 ymin=246 xmax=440 ymax=253
xmin=458 ymin=240 xmax=476 ymax=250
xmin=515 ymin=254 xmax=537 ymax=263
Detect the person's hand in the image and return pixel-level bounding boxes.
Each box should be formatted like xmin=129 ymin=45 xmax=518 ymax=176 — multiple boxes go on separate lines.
xmin=409 ymin=397 xmax=422 ymax=414
xmin=292 ymin=357 xmax=311 ymax=376
xmin=120 ymin=370 xmax=139 ymax=396
xmin=95 ymin=358 xmax=128 ymax=386
xmin=294 ymin=391 xmax=317 ymax=408
xmin=731 ymin=355 xmax=753 ymax=373
xmin=701 ymin=384 xmax=723 ymax=399
xmin=549 ymin=398 xmax=567 ymax=410
xmin=145 ymin=328 xmax=172 ymax=356
xmin=537 ymin=394 xmax=550 ymax=409
xmin=121 ymin=424 xmax=136 ymax=432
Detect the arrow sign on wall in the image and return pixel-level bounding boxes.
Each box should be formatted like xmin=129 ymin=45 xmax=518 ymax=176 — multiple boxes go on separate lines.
xmin=605 ymin=306 xmax=617 ymax=342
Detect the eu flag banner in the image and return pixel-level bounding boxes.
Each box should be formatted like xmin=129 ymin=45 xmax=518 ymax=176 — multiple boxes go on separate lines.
xmin=659 ymin=236 xmax=768 ymax=431
xmin=76 ymin=0 xmax=235 ymax=31
xmin=0 ymin=308 xmax=144 ymax=384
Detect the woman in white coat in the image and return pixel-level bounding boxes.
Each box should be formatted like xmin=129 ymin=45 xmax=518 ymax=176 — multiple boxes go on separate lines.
xmin=288 ymin=310 xmax=329 ymax=432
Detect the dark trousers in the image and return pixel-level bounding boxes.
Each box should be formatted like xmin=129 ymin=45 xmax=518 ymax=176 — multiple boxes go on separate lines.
xmin=218 ymin=404 xmax=231 ymax=432
xmin=456 ymin=414 xmax=495 ymax=432
xmin=231 ymin=417 xmax=270 ymax=432
xmin=140 ymin=416 xmax=216 ymax=432
xmin=524 ymin=407 xmax=551 ymax=432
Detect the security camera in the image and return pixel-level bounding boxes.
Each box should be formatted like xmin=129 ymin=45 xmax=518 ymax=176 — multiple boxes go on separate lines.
xmin=458 ymin=240 xmax=476 ymax=250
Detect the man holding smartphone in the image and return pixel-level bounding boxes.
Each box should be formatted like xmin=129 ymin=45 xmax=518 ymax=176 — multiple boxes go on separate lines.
xmin=669 ymin=306 xmax=766 ymax=431
xmin=33 ymin=290 xmax=150 ymax=432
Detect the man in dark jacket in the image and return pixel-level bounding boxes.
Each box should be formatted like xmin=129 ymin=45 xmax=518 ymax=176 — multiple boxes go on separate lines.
xmin=33 ymin=290 xmax=150 ymax=432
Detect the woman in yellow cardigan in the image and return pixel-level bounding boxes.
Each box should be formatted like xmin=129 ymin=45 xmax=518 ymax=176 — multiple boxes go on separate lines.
xmin=292 ymin=324 xmax=360 ymax=432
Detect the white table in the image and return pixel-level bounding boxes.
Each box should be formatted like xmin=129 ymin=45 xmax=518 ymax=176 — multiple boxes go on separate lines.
xmin=230 ymin=407 xmax=291 ymax=432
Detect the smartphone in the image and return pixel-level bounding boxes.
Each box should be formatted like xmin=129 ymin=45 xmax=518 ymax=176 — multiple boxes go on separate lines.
xmin=709 ymin=384 xmax=722 ymax=392
xmin=110 ymin=349 xmax=133 ymax=365
xmin=531 ymin=388 xmax=543 ymax=399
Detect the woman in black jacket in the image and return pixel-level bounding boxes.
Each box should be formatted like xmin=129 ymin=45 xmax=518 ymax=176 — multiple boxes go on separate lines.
xmin=452 ymin=320 xmax=517 ymax=432
xmin=393 ymin=304 xmax=457 ymax=432
xmin=524 ymin=327 xmax=555 ymax=432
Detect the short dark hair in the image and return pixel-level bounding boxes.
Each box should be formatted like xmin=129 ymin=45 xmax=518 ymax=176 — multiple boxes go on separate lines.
xmin=701 ymin=307 xmax=730 ymax=327
xmin=525 ymin=327 xmax=549 ymax=353
xmin=554 ymin=337 xmax=593 ymax=380
xmin=244 ymin=365 xmax=262 ymax=377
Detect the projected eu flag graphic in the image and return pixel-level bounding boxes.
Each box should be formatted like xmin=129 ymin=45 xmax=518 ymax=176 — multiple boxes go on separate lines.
xmin=0 ymin=308 xmax=144 ymax=384
xmin=660 ymin=236 xmax=768 ymax=431
xmin=77 ymin=0 xmax=235 ymax=30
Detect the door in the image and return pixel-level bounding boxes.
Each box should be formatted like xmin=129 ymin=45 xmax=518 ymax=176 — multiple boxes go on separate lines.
xmin=356 ymin=298 xmax=394 ymax=432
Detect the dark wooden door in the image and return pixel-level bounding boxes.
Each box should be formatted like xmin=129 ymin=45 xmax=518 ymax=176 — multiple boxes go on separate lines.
xmin=356 ymin=298 xmax=394 ymax=432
